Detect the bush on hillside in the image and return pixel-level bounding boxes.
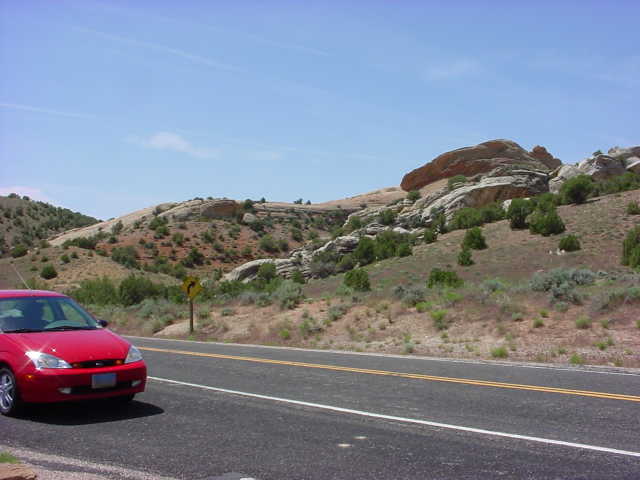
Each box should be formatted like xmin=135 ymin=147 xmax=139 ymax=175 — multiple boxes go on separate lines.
xmin=561 ymin=175 xmax=594 ymax=204
xmin=626 ymin=201 xmax=640 ymax=215
xmin=506 ymin=198 xmax=534 ymax=229
xmin=396 ymin=242 xmax=412 ymax=257
xmin=344 ymin=268 xmax=371 ymax=292
xmin=378 ymin=209 xmax=396 ymax=226
xmin=309 ymin=250 xmax=339 ymax=278
xmin=291 ymin=270 xmax=306 ymax=284
xmin=427 ymin=268 xmax=463 ymax=289
xmin=10 ymin=245 xmax=28 ymax=258
xmin=259 ymin=235 xmax=279 ymax=253
xmin=407 ymin=190 xmax=420 ymax=202
xmin=353 ymin=236 xmax=376 ymax=266
xmin=111 ymin=246 xmax=140 ymax=269
xmin=462 ymin=227 xmax=487 ymax=250
xmin=448 ymin=175 xmax=467 ymax=190
xmin=40 ymin=264 xmax=57 ymax=280
xmin=67 ymin=277 xmax=119 ymax=305
xmin=336 ymin=254 xmax=356 ymax=273
xmin=528 ymin=206 xmax=565 ymax=236
xmin=457 ymin=247 xmax=474 ymax=266
xmin=119 ymin=275 xmax=165 ymax=306
xmin=558 ymin=234 xmax=581 ymax=252
xmin=257 ymin=262 xmax=277 ymax=282
xmin=423 ymin=228 xmax=438 ymax=244
xmin=622 ymin=226 xmax=640 ymax=270
xmin=592 ymin=172 xmax=640 ymax=196
xmin=449 ymin=203 xmax=504 ymax=231
xmin=272 ymin=280 xmax=304 ymax=309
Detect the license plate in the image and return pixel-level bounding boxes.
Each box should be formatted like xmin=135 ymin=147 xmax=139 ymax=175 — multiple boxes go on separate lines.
xmin=91 ymin=373 xmax=117 ymax=389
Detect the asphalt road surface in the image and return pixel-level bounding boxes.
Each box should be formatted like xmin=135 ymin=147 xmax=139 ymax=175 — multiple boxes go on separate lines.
xmin=3 ymin=336 xmax=640 ymax=479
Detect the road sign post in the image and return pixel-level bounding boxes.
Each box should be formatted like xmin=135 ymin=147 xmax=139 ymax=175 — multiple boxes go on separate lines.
xmin=181 ymin=276 xmax=202 ymax=334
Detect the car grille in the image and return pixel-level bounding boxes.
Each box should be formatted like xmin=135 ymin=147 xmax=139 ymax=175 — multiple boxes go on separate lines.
xmin=72 ymin=359 xmax=122 ymax=369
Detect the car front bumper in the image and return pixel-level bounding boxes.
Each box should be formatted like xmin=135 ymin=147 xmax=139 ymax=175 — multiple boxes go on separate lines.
xmin=18 ymin=361 xmax=147 ymax=403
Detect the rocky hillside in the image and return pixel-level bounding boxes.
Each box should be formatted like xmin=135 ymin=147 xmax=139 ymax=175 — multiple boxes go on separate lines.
xmin=225 ymin=140 xmax=640 ymax=284
xmin=0 ymin=194 xmax=99 ymax=257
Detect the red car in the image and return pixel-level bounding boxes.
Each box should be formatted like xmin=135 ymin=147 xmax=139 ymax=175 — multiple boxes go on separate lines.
xmin=0 ymin=289 xmax=146 ymax=416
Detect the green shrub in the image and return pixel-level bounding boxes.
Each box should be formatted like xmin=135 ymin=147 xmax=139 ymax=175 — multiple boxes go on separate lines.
xmin=291 ymin=228 xmax=304 ymax=241
xmin=291 ymin=270 xmax=306 ymax=284
xmin=430 ymin=309 xmax=449 ymax=330
xmin=119 ymin=275 xmax=164 ymax=306
xmin=626 ymin=201 xmax=640 ymax=215
xmin=528 ymin=207 xmax=566 ymax=236
xmin=257 ymin=262 xmax=277 ymax=282
xmin=67 ymin=277 xmax=119 ymax=305
xmin=346 ymin=216 xmax=363 ymax=232
xmin=40 ymin=264 xmax=57 ymax=279
xmin=396 ymin=242 xmax=412 ymax=257
xmin=415 ymin=301 xmax=432 ymax=313
xmin=327 ymin=304 xmax=349 ymax=323
xmin=575 ymin=316 xmax=592 ymax=329
xmin=111 ymin=246 xmax=140 ymax=269
xmin=423 ymin=228 xmax=438 ymax=244
xmin=506 ymin=198 xmax=534 ymax=229
xmin=561 ymin=175 xmax=594 ymax=204
xmin=533 ymin=318 xmax=544 ymax=328
xmin=448 ymin=175 xmax=467 ymax=190
xmin=462 ymin=227 xmax=487 ymax=250
xmin=569 ymin=353 xmax=584 ymax=365
xmin=60 ymin=254 xmax=70 ymax=264
xmin=344 ymin=268 xmax=371 ymax=292
xmin=457 ymin=247 xmax=474 ymax=266
xmin=353 ymin=236 xmax=376 ymax=266
xmin=309 ymin=250 xmax=338 ymax=278
xmin=336 ymin=254 xmax=356 ymax=272
xmin=530 ymin=268 xmax=595 ymax=304
xmin=407 ymin=190 xmax=420 ymax=202
xmin=11 ymin=245 xmax=28 ymax=258
xmin=378 ymin=209 xmax=396 ymax=226
xmin=273 ymin=280 xmax=304 ymax=309
xmin=279 ymin=328 xmax=291 ymax=340
xmin=558 ymin=235 xmax=581 ymax=252
xmin=491 ymin=346 xmax=508 ymax=358
xmin=450 ymin=207 xmax=482 ymax=230
xmin=259 ymin=235 xmax=279 ymax=253
xmin=593 ymin=172 xmax=640 ymax=196
xmin=427 ymin=268 xmax=463 ymax=289
xmin=622 ymin=226 xmax=640 ymax=270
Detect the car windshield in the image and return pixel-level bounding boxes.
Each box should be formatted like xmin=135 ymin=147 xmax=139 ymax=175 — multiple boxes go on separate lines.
xmin=0 ymin=296 xmax=99 ymax=333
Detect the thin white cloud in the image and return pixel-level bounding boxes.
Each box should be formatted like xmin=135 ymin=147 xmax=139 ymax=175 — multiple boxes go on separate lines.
xmin=0 ymin=186 xmax=54 ymax=203
xmin=129 ymin=132 xmax=218 ymax=159
xmin=82 ymin=0 xmax=329 ymax=57
xmin=424 ymin=59 xmax=481 ymax=80
xmin=74 ymin=27 xmax=243 ymax=72
xmin=0 ymin=102 xmax=97 ymax=119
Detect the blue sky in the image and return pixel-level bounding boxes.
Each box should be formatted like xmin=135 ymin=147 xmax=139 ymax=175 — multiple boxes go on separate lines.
xmin=1 ymin=0 xmax=638 ymax=220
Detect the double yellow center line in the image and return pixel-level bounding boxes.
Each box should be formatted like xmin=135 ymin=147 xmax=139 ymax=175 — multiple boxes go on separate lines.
xmin=139 ymin=346 xmax=640 ymax=403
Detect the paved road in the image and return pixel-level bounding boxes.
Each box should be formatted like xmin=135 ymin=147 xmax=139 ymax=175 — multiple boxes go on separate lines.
xmin=3 ymin=336 xmax=640 ymax=479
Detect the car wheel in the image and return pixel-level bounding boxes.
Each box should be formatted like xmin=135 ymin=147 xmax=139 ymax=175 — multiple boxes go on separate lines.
xmin=0 ymin=367 xmax=22 ymax=416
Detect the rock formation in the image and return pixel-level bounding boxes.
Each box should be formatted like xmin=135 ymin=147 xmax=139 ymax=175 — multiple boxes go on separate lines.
xmin=400 ymin=139 xmax=556 ymax=192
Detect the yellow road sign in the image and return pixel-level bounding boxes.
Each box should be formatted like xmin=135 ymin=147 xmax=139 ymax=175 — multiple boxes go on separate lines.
xmin=181 ymin=276 xmax=202 ymax=300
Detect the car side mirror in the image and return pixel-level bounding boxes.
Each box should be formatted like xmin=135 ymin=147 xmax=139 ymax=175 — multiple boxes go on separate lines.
xmin=98 ymin=319 xmax=109 ymax=328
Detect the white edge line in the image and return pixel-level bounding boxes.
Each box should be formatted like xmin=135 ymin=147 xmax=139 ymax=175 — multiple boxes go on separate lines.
xmin=127 ymin=335 xmax=640 ymax=377
xmin=148 ymin=376 xmax=640 ymax=459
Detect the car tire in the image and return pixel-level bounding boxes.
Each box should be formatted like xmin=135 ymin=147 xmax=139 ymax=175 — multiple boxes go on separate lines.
xmin=0 ymin=367 xmax=22 ymax=416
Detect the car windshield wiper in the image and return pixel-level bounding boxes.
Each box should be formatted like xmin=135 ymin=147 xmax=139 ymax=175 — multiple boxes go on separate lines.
xmin=2 ymin=328 xmax=44 ymax=333
xmin=44 ymin=326 xmax=95 ymax=331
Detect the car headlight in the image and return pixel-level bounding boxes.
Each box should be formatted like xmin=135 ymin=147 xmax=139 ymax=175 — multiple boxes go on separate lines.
xmin=124 ymin=345 xmax=143 ymax=364
xmin=26 ymin=351 xmax=72 ymax=369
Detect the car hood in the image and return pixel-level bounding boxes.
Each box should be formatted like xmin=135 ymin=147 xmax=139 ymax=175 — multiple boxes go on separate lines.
xmin=5 ymin=329 xmax=130 ymax=363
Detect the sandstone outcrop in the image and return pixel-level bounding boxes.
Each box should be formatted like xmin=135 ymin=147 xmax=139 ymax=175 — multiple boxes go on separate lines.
xmin=577 ymin=154 xmax=626 ymax=181
xmin=398 ymin=169 xmax=549 ymax=226
xmin=0 ymin=463 xmax=37 ymax=480
xmin=549 ymin=165 xmax=582 ymax=194
xmin=400 ymin=139 xmax=556 ymax=191
xmin=529 ymin=145 xmax=562 ymax=170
